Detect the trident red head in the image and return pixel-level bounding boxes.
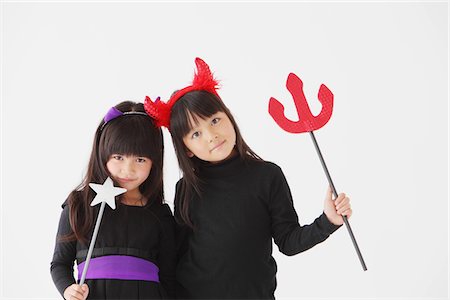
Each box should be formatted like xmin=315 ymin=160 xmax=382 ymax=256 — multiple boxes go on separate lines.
xmin=144 ymin=57 xmax=220 ymax=128
xmin=269 ymin=73 xmax=334 ymax=133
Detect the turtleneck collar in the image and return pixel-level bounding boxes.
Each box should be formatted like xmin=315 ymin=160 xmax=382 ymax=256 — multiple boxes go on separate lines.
xmin=194 ymin=154 xmax=246 ymax=179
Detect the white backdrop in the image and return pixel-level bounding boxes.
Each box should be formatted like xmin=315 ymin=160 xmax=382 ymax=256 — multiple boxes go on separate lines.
xmin=1 ymin=2 xmax=448 ymax=299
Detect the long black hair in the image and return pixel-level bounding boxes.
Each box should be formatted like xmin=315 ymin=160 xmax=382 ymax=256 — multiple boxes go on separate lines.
xmin=62 ymin=101 xmax=164 ymax=243
xmin=169 ymin=91 xmax=261 ymax=227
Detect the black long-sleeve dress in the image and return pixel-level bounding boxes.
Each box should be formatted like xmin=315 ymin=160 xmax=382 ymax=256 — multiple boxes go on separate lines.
xmin=175 ymin=156 xmax=341 ymax=299
xmin=51 ymin=196 xmax=176 ymax=299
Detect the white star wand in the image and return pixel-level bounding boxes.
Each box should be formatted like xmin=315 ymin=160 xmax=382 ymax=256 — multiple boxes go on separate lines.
xmin=79 ymin=177 xmax=127 ymax=285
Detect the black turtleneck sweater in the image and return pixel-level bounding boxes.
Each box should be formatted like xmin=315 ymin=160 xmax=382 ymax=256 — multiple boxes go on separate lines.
xmin=174 ymin=156 xmax=341 ymax=300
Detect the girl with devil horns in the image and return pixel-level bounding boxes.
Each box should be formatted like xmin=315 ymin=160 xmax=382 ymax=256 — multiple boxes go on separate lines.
xmin=145 ymin=58 xmax=352 ymax=299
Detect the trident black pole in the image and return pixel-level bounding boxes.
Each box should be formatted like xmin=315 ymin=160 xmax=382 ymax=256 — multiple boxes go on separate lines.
xmin=309 ymin=131 xmax=367 ymax=271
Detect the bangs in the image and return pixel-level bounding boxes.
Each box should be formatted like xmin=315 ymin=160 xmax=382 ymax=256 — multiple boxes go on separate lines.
xmin=171 ymin=91 xmax=224 ymax=138
xmin=100 ymin=116 xmax=161 ymax=161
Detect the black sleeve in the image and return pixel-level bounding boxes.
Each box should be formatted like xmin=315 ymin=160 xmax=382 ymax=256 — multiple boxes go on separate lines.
xmin=173 ymin=180 xmax=192 ymax=298
xmin=173 ymin=180 xmax=190 ymax=262
xmin=50 ymin=204 xmax=77 ymax=297
xmin=269 ymin=165 xmax=341 ymax=256
xmin=156 ymin=203 xmax=177 ymax=299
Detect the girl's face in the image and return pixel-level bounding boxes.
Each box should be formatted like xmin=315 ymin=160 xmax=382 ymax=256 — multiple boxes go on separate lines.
xmin=106 ymin=154 xmax=152 ymax=194
xmin=183 ymin=111 xmax=237 ymax=163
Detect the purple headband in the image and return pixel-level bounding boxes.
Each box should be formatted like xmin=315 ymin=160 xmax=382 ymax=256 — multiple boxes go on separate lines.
xmin=100 ymin=102 xmax=158 ymax=130
xmin=104 ymin=107 xmax=124 ymax=123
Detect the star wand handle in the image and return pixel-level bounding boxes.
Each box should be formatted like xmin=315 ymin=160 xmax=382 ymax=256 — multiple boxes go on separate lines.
xmin=79 ymin=201 xmax=106 ymax=285
xmin=309 ymin=131 xmax=368 ymax=271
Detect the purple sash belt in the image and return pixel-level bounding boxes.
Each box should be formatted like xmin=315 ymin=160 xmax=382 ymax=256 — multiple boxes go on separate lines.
xmin=77 ymin=255 xmax=159 ymax=282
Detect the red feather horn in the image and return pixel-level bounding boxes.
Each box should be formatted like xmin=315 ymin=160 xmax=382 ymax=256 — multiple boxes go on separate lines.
xmin=144 ymin=57 xmax=220 ymax=128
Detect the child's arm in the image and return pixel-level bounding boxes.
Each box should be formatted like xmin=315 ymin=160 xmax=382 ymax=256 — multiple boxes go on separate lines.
xmin=156 ymin=203 xmax=177 ymax=299
xmin=172 ymin=179 xmax=192 ymax=298
xmin=50 ymin=204 xmax=79 ymax=297
xmin=268 ymin=165 xmax=343 ymax=256
xmin=173 ymin=180 xmax=190 ymax=260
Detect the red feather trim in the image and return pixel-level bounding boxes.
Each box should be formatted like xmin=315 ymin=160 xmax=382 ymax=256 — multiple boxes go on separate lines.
xmin=144 ymin=57 xmax=220 ymax=129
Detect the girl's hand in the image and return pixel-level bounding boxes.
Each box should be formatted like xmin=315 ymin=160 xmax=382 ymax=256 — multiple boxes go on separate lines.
xmin=323 ymin=187 xmax=352 ymax=225
xmin=63 ymin=283 xmax=89 ymax=300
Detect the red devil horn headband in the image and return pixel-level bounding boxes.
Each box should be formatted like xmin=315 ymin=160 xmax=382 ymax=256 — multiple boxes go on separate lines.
xmin=144 ymin=57 xmax=220 ymax=128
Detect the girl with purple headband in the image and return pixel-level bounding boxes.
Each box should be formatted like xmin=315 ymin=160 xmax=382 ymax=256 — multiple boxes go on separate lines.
xmin=50 ymin=101 xmax=176 ymax=300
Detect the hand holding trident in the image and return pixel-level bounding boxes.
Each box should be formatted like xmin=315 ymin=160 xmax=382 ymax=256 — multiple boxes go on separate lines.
xmin=269 ymin=73 xmax=367 ymax=271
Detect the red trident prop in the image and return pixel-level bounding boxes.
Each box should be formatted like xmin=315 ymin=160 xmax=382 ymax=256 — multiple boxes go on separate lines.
xmin=269 ymin=73 xmax=367 ymax=271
